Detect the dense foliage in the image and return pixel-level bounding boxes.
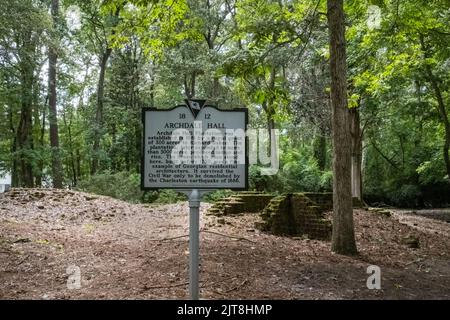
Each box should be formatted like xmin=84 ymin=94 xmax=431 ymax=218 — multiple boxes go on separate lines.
xmin=1 ymin=0 xmax=449 ymax=207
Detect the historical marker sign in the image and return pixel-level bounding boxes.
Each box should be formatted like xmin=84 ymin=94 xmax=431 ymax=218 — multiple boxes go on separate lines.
xmin=141 ymin=100 xmax=248 ymax=190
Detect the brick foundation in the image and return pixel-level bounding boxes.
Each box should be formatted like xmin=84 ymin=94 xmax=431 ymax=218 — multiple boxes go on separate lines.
xmin=259 ymin=193 xmax=332 ymax=240
xmin=206 ymin=191 xmax=275 ymax=216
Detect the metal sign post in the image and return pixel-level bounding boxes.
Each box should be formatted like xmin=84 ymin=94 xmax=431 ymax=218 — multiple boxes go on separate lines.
xmin=187 ymin=189 xmax=200 ymax=300
xmin=182 ymin=189 xmax=213 ymax=300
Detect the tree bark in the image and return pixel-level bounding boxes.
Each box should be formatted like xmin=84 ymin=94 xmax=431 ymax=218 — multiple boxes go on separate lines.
xmin=34 ymin=92 xmax=43 ymax=187
xmin=17 ymin=79 xmax=34 ymax=187
xmin=76 ymin=149 xmax=81 ymax=180
xmin=91 ymin=47 xmax=112 ymax=175
xmin=17 ymin=30 xmax=35 ymax=188
xmin=212 ymin=77 xmax=220 ymax=100
xmin=30 ymin=73 xmax=43 ymax=187
xmin=63 ymin=109 xmax=77 ymax=187
xmin=90 ymin=8 xmax=120 ymax=175
xmin=327 ymin=0 xmax=357 ymax=255
xmin=8 ymin=105 xmax=18 ymax=187
xmin=350 ymin=107 xmax=362 ymax=200
xmin=184 ymin=71 xmax=197 ymax=99
xmin=48 ymin=0 xmax=63 ymax=188
xmin=314 ymin=133 xmax=327 ymax=171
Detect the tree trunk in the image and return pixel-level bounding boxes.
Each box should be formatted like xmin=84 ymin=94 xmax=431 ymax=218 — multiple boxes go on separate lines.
xmin=90 ymin=8 xmax=120 ymax=175
xmin=350 ymin=107 xmax=362 ymax=200
xmin=17 ymin=30 xmax=35 ymax=188
xmin=91 ymin=48 xmax=112 ymax=175
xmin=212 ymin=77 xmax=220 ymax=101
xmin=17 ymin=90 xmax=34 ymax=187
xmin=314 ymin=133 xmax=327 ymax=171
xmin=76 ymin=149 xmax=81 ymax=180
xmin=9 ymin=106 xmax=18 ymax=187
xmin=184 ymin=71 xmax=197 ymax=99
xmin=150 ymin=77 xmax=155 ymax=108
xmin=63 ymin=109 xmax=77 ymax=187
xmin=34 ymin=95 xmax=43 ymax=187
xmin=327 ymin=0 xmax=357 ymax=255
xmin=132 ymin=45 xmax=141 ymax=173
xmin=48 ymin=0 xmax=63 ymax=188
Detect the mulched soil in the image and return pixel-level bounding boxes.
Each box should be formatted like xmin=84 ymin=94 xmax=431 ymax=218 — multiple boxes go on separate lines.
xmin=0 ymin=188 xmax=449 ymax=299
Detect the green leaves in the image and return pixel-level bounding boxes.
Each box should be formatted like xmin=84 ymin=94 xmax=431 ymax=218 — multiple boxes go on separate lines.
xmin=107 ymin=0 xmax=191 ymax=59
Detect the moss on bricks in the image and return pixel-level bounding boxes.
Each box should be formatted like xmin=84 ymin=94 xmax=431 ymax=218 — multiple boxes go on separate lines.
xmin=206 ymin=192 xmax=275 ymax=216
xmin=258 ymin=193 xmax=332 ymax=240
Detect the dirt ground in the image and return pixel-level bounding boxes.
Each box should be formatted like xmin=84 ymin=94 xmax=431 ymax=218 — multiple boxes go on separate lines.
xmin=0 ymin=188 xmax=449 ymax=300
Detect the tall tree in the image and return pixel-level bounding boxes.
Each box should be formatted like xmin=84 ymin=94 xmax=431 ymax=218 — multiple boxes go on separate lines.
xmin=16 ymin=29 xmax=36 ymax=188
xmin=327 ymin=0 xmax=357 ymax=255
xmin=48 ymin=0 xmax=63 ymax=188
xmin=75 ymin=0 xmax=121 ymax=175
xmin=90 ymin=7 xmax=120 ymax=175
xmin=350 ymin=106 xmax=362 ymax=200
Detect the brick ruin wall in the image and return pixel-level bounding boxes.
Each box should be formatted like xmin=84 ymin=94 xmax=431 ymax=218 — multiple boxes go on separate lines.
xmin=208 ymin=192 xmax=334 ymax=241
xmin=259 ymin=193 xmax=332 ymax=240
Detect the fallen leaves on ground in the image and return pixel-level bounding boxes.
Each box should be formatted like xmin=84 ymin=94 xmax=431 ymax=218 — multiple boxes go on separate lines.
xmin=0 ymin=188 xmax=449 ymax=299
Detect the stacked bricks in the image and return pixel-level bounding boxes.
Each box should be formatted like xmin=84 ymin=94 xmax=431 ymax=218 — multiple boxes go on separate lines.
xmin=207 ymin=191 xmax=275 ymax=216
xmin=259 ymin=193 xmax=332 ymax=240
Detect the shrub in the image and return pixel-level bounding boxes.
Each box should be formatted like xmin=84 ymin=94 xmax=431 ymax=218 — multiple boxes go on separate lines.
xmin=77 ymin=171 xmax=187 ymax=204
xmin=76 ymin=171 xmax=143 ymax=203
xmin=280 ymin=157 xmax=322 ymax=192
xmin=319 ymin=170 xmax=333 ymax=191
xmin=202 ymin=189 xmax=234 ymax=203
xmin=389 ymin=184 xmax=422 ymax=208
xmin=151 ymin=189 xmax=187 ymax=204
xmin=249 ymin=165 xmax=270 ymax=191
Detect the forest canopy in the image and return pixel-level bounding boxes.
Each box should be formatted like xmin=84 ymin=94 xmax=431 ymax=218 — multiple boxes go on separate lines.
xmin=1 ymin=0 xmax=450 ymax=207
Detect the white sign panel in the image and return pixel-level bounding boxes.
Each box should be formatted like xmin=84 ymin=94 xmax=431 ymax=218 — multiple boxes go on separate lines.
xmin=142 ymin=101 xmax=248 ymax=190
xmin=0 ymin=172 xmax=11 ymax=185
xmin=0 ymin=171 xmax=11 ymax=193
